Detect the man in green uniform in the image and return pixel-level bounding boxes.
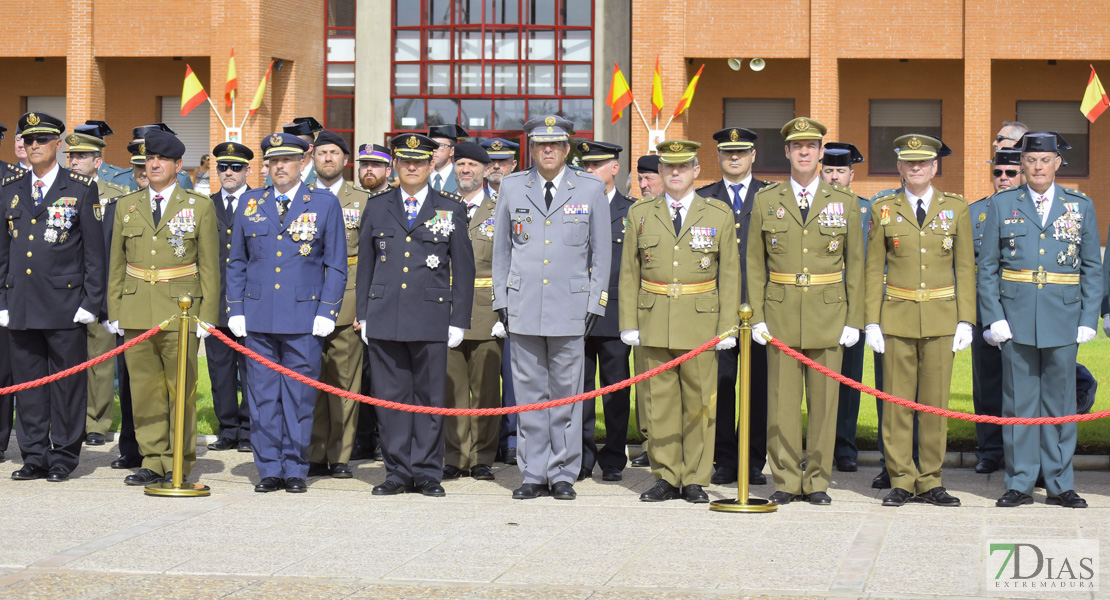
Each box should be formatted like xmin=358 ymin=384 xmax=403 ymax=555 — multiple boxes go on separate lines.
xmin=747 ymin=118 xmax=864 ymax=506
xmin=865 ymin=134 xmax=975 ymax=508
xmin=106 ymin=130 xmax=219 ymax=486
xmin=619 ymin=140 xmax=739 ymax=503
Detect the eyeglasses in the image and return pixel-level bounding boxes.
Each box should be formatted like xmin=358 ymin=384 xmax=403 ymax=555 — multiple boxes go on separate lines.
xmin=217 ymin=163 xmax=246 ymax=172
xmin=992 ymin=168 xmax=1019 ymax=178
xmin=995 ymin=134 xmax=1019 ymax=143
xmin=23 ymin=135 xmax=58 ymax=146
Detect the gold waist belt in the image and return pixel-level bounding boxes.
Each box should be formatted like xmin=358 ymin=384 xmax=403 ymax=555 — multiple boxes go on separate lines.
xmin=885 ymin=285 xmax=955 ymax=302
xmin=126 ymin=263 xmax=198 ymax=284
xmin=347 ymin=255 xmax=358 ymax=266
xmin=1001 ymin=269 xmax=1080 ymax=285
xmin=641 ymin=278 xmax=717 ymax=298
xmin=768 ymin=271 xmax=843 ymax=287
xmin=473 ymin=277 xmax=493 ymax=288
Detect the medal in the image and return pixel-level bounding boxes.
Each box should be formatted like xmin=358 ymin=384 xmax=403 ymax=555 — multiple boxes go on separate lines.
xmin=827 ymin=239 xmax=839 ymax=253
xmin=174 ymin=245 xmax=186 ymax=258
xmin=426 ymin=254 xmax=441 ymax=269
xmin=299 ymin=243 xmax=312 ymax=256
xmin=699 ymin=255 xmax=711 ymax=270
xmin=942 ymin=236 xmax=953 ymax=251
xmin=44 ymin=228 xmax=58 ymax=243
xmin=59 ymin=232 xmax=68 ymax=244
xmin=776 ymin=207 xmax=785 ymax=219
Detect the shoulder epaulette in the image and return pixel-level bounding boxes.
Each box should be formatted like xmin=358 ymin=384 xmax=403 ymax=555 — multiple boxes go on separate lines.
xmin=103 ymin=195 xmax=121 ymax=205
xmin=872 ymin=191 xmax=897 ymax=203
xmin=1063 ymin=187 xmax=1088 ymax=199
xmin=103 ymin=181 xmax=127 ymax=194
xmin=440 ymin=191 xmax=462 ymax=202
xmin=941 ymin=191 xmax=965 ymax=202
xmin=703 ymin=197 xmax=731 ymax=212
xmin=3 ymin=169 xmax=28 ymax=186
xmin=633 ymin=195 xmax=657 ymax=205
xmin=183 ymin=189 xmax=210 ymax=201
xmin=119 ymin=188 xmax=146 ymax=201
xmin=760 ymin=181 xmax=782 ymax=192
xmin=367 ymin=187 xmax=391 ymax=200
xmin=69 ymin=172 xmax=92 ymax=185
xmin=755 ymin=179 xmax=772 ymax=186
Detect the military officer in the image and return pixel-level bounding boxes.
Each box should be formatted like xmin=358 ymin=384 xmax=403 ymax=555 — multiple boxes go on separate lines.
xmin=577 ymin=140 xmax=634 ymax=482
xmin=205 ymin=142 xmax=254 ymax=453
xmin=304 ymin=130 xmax=366 ymax=479
xmin=629 ymin=153 xmax=663 ymax=469
xmin=443 ymin=142 xmax=501 ymax=481
xmin=481 ymin=137 xmax=519 ymax=200
xmin=62 ymin=130 xmax=128 ymax=448
xmin=0 ymin=112 xmax=105 ymax=482
xmin=428 ymin=124 xmax=468 ymax=194
xmin=0 ymin=123 xmax=22 ymax=462
xmin=356 ymin=133 xmax=474 ymax=497
xmin=695 ymin=127 xmax=771 ymax=487
xmin=491 ymin=115 xmax=611 ymax=501
xmin=356 ymin=144 xmax=392 ymax=194
xmin=117 ymin=124 xmax=194 ymax=191
xmin=982 ymin=132 xmax=1100 ymax=509
xmin=70 ymin=120 xmax=132 ymax=192
xmin=865 ymin=134 xmax=974 ymax=508
xmin=127 ymin=141 xmax=150 ymax=190
xmin=227 ymin=132 xmax=346 ymax=494
xmin=283 ymin=117 xmax=323 ymax=186
xmin=619 ymin=139 xmax=739 ymax=502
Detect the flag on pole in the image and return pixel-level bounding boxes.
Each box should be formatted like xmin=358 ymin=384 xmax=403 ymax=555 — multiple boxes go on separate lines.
xmin=224 ymin=48 xmax=239 ymax=108
xmin=606 ymin=62 xmax=633 ymax=124
xmin=248 ymin=61 xmax=274 ymax=117
xmin=651 ymin=56 xmax=664 ymax=121
xmin=1080 ymin=64 xmax=1110 ymax=123
xmin=181 ymin=65 xmax=209 ymax=117
xmin=671 ymin=64 xmax=705 ymax=119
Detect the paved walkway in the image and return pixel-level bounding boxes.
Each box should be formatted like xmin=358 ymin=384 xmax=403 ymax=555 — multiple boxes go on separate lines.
xmin=0 ymin=440 xmax=1106 ymax=599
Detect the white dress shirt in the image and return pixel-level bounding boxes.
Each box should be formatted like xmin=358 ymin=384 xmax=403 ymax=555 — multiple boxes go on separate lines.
xmin=30 ymin=163 xmax=61 ymax=199
xmin=723 ymin=174 xmax=753 ymax=209
xmin=905 ymin=186 xmax=936 ymax=218
xmin=223 ymin=184 xmax=248 ymax=214
xmin=1033 ymin=183 xmax=1056 ymax=227
xmin=149 ymin=182 xmax=178 ymax=217
xmin=788 ymin=177 xmax=820 ymax=206
xmin=664 ymin=190 xmax=695 ymax=222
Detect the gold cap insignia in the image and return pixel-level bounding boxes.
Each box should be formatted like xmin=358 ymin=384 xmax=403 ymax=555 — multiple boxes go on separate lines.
xmin=225 ymin=143 xmax=235 ymax=154
xmin=26 ymin=113 xmax=40 ymax=126
xmin=67 ymin=134 xmax=78 ymax=145
xmin=669 ymin=141 xmax=684 ymax=152
xmin=405 ymin=135 xmax=420 ymax=149
xmin=491 ymin=140 xmax=503 ymax=150
xmin=544 ymin=116 xmax=556 ymax=127
xmin=270 ymin=134 xmax=282 ymax=146
xmin=729 ymin=129 xmax=739 ymax=142
xmin=794 ymin=119 xmax=809 ymax=132
xmin=907 ymin=137 xmax=922 ymax=150
xmin=139 ymin=143 xmax=146 ymax=155
xmin=582 ymin=142 xmax=589 ymax=152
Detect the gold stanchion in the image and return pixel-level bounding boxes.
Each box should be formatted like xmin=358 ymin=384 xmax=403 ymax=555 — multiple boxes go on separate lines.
xmin=146 ymin=295 xmax=211 ymax=497
xmin=711 ymin=303 xmax=775 ymax=513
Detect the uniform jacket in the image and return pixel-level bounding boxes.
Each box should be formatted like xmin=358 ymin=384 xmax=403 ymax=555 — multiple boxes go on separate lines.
xmin=107 ymin=185 xmax=219 ymax=331
xmin=491 ymin=168 xmax=611 ymax=337
xmin=619 ymin=195 xmax=740 ymax=349
xmin=977 ymin=184 xmax=1102 ymax=348
xmin=312 ymin=180 xmax=368 ymax=327
xmin=2 ymin=162 xmax=27 ymax=181
xmin=0 ymin=168 xmax=106 ymax=330
xmin=211 ymin=186 xmax=250 ymax=327
xmin=695 ymin=177 xmax=771 ymax=303
xmin=866 ymin=189 xmax=976 ymax=338
xmin=462 ymin=193 xmax=498 ymax=341
xmin=590 ymin=190 xmax=635 ymax=339
xmin=356 ymin=185 xmax=474 ymax=342
xmin=98 ymin=163 xmax=134 ymax=193
xmin=226 ymin=183 xmax=346 ymax=335
xmin=747 ymin=180 xmax=864 ymax=349
xmin=92 ymin=177 xmax=128 ymax=320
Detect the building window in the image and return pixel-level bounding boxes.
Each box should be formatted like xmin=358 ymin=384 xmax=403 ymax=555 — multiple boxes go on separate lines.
xmin=868 ymin=100 xmax=942 ymax=176
xmin=325 ymin=0 xmax=356 ymax=176
xmin=1015 ymin=100 xmax=1089 ymax=178
xmin=722 ymin=98 xmax=794 ymax=174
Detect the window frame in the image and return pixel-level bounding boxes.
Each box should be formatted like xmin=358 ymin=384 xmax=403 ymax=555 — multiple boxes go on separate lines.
xmin=867 ymin=99 xmax=943 ymax=177
xmin=1014 ymin=99 xmax=1090 ymax=178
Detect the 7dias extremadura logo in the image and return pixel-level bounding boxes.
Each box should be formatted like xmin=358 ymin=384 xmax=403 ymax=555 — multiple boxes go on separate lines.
xmin=987 ymin=539 xmax=1099 ymax=592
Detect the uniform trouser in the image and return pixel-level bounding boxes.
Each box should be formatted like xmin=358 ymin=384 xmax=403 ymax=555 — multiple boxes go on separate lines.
xmin=498 ymin=338 xmax=518 ymax=453
xmin=641 ymin=346 xmax=715 ymax=487
xmin=10 ymin=328 xmax=86 ymax=473
xmin=353 ymin=344 xmax=380 ymax=455
xmin=835 ymin=345 xmax=885 ymax=460
xmin=634 ymin=347 xmax=650 ymax=453
xmin=205 ymin=326 xmax=251 ymax=442
xmin=115 ymin=338 xmax=139 ymax=460
xmin=245 ymin=333 xmax=323 ymax=480
xmin=126 ymin=328 xmax=198 ymax=477
xmin=766 ymin=344 xmax=842 ymax=494
xmin=510 ymin=333 xmax=584 ymax=485
xmin=85 ymin=322 xmax=116 ymax=435
xmin=367 ymin=339 xmax=447 ymax=486
xmin=445 ymin=338 xmax=503 ymax=469
xmin=1001 ymin=341 xmax=1078 ymax=496
xmin=881 ymin=335 xmax=953 ymax=494
xmin=0 ymin=327 xmax=15 ymax=451
xmin=970 ymin=322 xmax=1004 ymax=463
xmin=714 ymin=342 xmax=768 ymax=474
xmin=582 ymin=336 xmax=631 ymax=473
xmin=308 ymin=325 xmax=362 ymax=465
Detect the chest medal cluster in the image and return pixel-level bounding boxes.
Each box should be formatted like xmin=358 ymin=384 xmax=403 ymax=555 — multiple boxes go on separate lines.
xmin=43 ymin=198 xmax=78 ymax=244
xmin=425 ymin=210 xmax=455 ymax=238
xmin=288 ymin=213 xmax=318 ymax=256
xmin=689 ymin=226 xmax=717 ymax=251
xmin=166 ymin=209 xmax=196 ymax=257
xmin=1053 ymin=203 xmax=1083 ymax=268
xmin=817 ymin=202 xmax=846 ymax=228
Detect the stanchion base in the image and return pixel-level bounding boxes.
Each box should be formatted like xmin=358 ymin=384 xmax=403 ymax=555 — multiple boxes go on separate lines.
xmin=709 ymin=498 xmax=777 ymax=513
xmin=144 ymin=482 xmax=211 ymax=497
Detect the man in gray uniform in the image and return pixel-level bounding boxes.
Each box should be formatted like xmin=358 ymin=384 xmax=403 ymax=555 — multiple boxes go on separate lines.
xmin=491 ymin=115 xmax=611 ymax=501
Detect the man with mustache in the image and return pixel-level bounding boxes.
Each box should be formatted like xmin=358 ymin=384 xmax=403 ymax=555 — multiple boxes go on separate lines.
xmin=357 ymin=144 xmax=392 ymax=194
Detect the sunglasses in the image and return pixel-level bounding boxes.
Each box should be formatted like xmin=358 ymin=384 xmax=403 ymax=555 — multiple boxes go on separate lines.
xmin=992 ymin=168 xmax=1019 ymax=178
xmin=217 ymin=163 xmax=246 ymax=172
xmin=23 ymin=135 xmax=58 ymax=146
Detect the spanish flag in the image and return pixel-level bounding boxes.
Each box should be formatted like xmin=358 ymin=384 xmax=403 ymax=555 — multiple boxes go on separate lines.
xmin=606 ymin=63 xmax=633 ymax=124
xmin=224 ymin=49 xmax=239 ymax=108
xmin=651 ymin=56 xmax=664 ymax=121
xmin=1081 ymin=65 xmax=1109 ymax=123
xmin=248 ymin=61 xmax=274 ymax=117
xmin=180 ymin=65 xmax=209 ymax=117
xmin=671 ymin=64 xmax=705 ymax=119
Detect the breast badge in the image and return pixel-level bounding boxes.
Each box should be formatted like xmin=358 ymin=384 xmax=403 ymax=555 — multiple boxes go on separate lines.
xmin=426 ymin=254 xmax=441 ymax=269
xmin=827 ymin=239 xmax=839 ymax=253
xmin=699 ymin=255 xmax=711 ymax=270
xmin=299 ymin=242 xmax=312 ymax=256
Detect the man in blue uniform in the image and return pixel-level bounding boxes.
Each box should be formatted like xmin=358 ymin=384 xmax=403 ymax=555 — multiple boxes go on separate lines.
xmin=427 ymin=124 xmax=468 ymax=194
xmin=283 ymin=117 xmax=323 ymax=186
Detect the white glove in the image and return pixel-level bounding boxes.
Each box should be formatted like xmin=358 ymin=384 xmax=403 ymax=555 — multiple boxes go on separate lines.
xmin=620 ymin=329 xmax=641 ymax=346
xmin=102 ymin=320 xmax=118 ymax=335
xmin=839 ymin=326 xmax=860 ymax=348
xmin=359 ymin=320 xmax=368 ymax=345
xmin=952 ymin=321 xmax=973 ymax=352
xmin=447 ymin=326 xmax=464 ymax=348
xmin=228 ymin=315 xmax=247 ymax=338
xmin=0 ymin=310 xmax=9 ymax=328
xmin=1078 ymin=326 xmax=1097 ymax=344
xmin=715 ymin=336 xmax=737 ymax=351
xmin=108 ymin=320 xmax=122 ymax=336
xmin=312 ymin=316 xmax=335 ymax=338
xmin=491 ymin=321 xmax=507 ymax=338
xmin=196 ymin=321 xmax=211 ymax=339
xmin=751 ymin=322 xmax=769 ymax=346
xmin=1104 ymin=314 xmax=1110 ymax=338
xmin=983 ymin=328 xmax=998 ymax=348
xmin=73 ymin=307 xmax=96 ymax=325
xmin=989 ymin=320 xmax=1013 ymax=344
xmin=865 ymin=324 xmax=885 ymax=354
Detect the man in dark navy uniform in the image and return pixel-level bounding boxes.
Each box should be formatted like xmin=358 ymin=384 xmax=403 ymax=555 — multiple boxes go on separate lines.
xmin=0 ymin=123 xmax=25 ymax=462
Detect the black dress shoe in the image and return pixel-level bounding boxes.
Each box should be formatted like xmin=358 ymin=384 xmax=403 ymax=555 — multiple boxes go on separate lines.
xmin=768 ymin=491 xmax=799 ymax=505
xmin=996 ymin=489 xmax=1034 ymax=507
xmin=512 ymin=483 xmax=549 ymax=500
xmin=502 ymin=447 xmax=517 ymax=465
xmin=872 ymin=469 xmax=891 ymax=489
xmin=124 ymin=469 xmax=163 ymax=486
xmin=254 ymin=477 xmax=285 ymax=493
xmin=206 ymin=437 xmax=237 ymax=451
xmin=373 ymin=445 xmax=384 ymax=462
xmin=710 ymin=466 xmax=737 ymax=485
xmin=470 ymin=464 xmax=494 ymax=480
xmin=46 ymin=466 xmax=70 ymax=482
xmin=417 ymin=481 xmax=446 ymax=497
xmin=372 ymin=480 xmax=411 ymax=496
xmin=882 ymin=488 xmax=913 ymax=507
xmin=806 ymin=491 xmax=832 ymax=505
xmin=974 ymin=458 xmax=1000 ymax=474
xmin=307 ymin=462 xmax=330 ymax=478
xmin=914 ymin=486 xmax=960 ymax=507
xmin=1046 ymin=490 xmax=1088 ymax=509
xmin=551 ymin=481 xmax=576 ymax=500
xmin=111 ymin=455 xmax=142 ymax=469
xmin=285 ymin=477 xmax=307 ymax=493
xmin=749 ymin=469 xmax=768 ymax=485
xmin=601 ymin=468 xmax=622 ymax=482
xmin=577 ymin=467 xmax=592 ymax=481
xmin=442 ymin=465 xmax=465 ymax=480
xmin=639 ymin=479 xmax=680 ymax=502
xmin=630 ymin=452 xmax=649 ymax=468
xmin=835 ymin=456 xmax=858 ymax=472
xmin=330 ymin=463 xmax=353 ymax=479
xmin=85 ymin=432 xmax=106 ymax=446
xmin=237 ymin=439 xmax=253 ymax=453
xmin=11 ymin=464 xmax=47 ymax=480
xmin=682 ymin=484 xmax=709 ymax=503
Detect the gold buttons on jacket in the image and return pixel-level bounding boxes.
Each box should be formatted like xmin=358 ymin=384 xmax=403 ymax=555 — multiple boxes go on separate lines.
xmin=404 ymin=252 xmax=410 ymax=257
xmin=403 ymin=267 xmax=409 ymax=272
xmin=277 ymin=235 xmax=283 ymax=240
xmin=26 ymin=252 xmax=31 ymax=257
xmin=920 ymin=231 xmax=925 ymax=236
xmin=275 ymin=284 xmax=280 ymax=289
xmin=546 ymin=220 xmax=551 ymax=226
xmin=803 ymin=229 xmax=808 ymax=235
xmin=277 ymin=251 xmax=282 ymax=257
xmin=1040 ymin=233 xmax=1046 ymax=239
xmin=275 ymin=267 xmax=281 ymax=273
xmin=545 ymin=240 xmax=551 ymax=245
xmin=543 ymin=279 xmax=549 ymax=285
xmin=803 ymin=248 xmax=808 ymax=254
xmin=544 ymin=259 xmax=549 ymax=264
xmin=30 ymin=219 xmax=36 ymax=224
xmin=402 ymin=283 xmax=407 ymax=289
xmin=1040 ymin=249 xmax=1045 ymax=255
xmin=920 ymin=248 xmax=926 ymax=253
xmin=406 ymin=236 xmax=411 ymax=242
xmin=25 ymin=269 xmax=31 ymax=274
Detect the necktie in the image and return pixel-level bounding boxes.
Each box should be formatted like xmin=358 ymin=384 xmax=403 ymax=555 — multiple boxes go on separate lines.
xmin=277 ymin=194 xmax=290 ymax=225
xmin=32 ymin=180 xmax=44 ymax=207
xmin=1035 ymin=195 xmax=1049 ymax=218
xmin=153 ymin=194 xmax=163 ymax=224
xmin=405 ymin=197 xmax=418 ymax=227
xmin=916 ymin=200 xmax=926 ymax=226
xmin=434 ymin=173 xmax=443 ymax=192
xmin=671 ymin=201 xmax=683 ymax=235
xmin=730 ymin=183 xmax=744 ymax=211
xmin=466 ymin=202 xmax=477 ymax=221
xmin=544 ymin=181 xmax=554 ymax=210
xmin=798 ymin=189 xmax=810 ymax=221
xmin=225 ymin=194 xmax=236 ymax=216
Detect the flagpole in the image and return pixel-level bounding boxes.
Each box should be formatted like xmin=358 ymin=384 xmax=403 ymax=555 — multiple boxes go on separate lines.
xmin=661 ymin=112 xmax=677 ymax=133
xmin=238 ymin=110 xmax=252 ymax=130
xmin=207 ymin=97 xmax=229 ymax=129
xmin=630 ymin=98 xmax=651 ymax=131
